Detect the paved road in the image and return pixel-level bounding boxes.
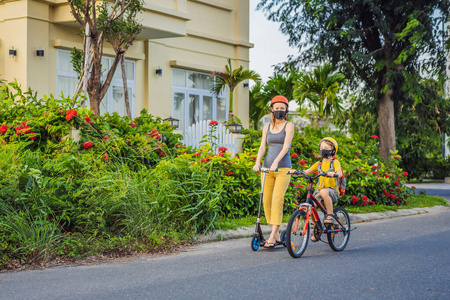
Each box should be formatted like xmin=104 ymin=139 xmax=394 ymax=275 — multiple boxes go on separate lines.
xmin=1 ymin=208 xmax=449 ymax=299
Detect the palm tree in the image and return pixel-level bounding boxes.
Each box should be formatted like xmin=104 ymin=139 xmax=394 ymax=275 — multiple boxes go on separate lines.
xmin=211 ymin=59 xmax=260 ymax=118
xmin=293 ymin=64 xmax=346 ymax=127
xmin=248 ymin=68 xmax=302 ymax=129
xmin=249 ymin=81 xmax=268 ymax=129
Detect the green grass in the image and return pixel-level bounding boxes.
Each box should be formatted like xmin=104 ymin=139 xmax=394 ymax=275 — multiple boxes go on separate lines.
xmin=215 ymin=195 xmax=448 ymax=231
xmin=214 ymin=214 xmax=292 ymax=231
xmin=407 ymin=180 xmax=444 ymax=184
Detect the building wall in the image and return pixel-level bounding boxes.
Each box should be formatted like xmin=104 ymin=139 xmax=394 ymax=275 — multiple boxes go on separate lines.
xmin=0 ymin=0 xmax=252 ymax=128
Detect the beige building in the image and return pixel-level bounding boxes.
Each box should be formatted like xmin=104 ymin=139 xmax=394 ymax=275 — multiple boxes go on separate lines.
xmin=0 ymin=0 xmax=253 ymax=130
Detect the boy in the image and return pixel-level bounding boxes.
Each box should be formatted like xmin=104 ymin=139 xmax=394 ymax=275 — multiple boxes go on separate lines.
xmin=300 ymin=137 xmax=343 ymax=240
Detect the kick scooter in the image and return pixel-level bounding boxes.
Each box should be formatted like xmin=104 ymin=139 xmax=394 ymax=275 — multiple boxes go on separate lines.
xmin=251 ymin=167 xmax=287 ymax=251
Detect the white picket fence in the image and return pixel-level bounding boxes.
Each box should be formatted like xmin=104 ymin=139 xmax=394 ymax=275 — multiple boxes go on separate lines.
xmin=183 ymin=120 xmax=237 ymax=156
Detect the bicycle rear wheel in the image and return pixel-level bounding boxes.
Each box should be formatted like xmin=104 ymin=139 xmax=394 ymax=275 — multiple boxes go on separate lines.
xmin=286 ymin=209 xmax=309 ymax=258
xmin=327 ymin=207 xmax=350 ymax=251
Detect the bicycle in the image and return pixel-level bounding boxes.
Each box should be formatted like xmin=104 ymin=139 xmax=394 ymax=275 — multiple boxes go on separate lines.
xmin=251 ymin=167 xmax=287 ymax=251
xmin=286 ymin=170 xmax=355 ymax=258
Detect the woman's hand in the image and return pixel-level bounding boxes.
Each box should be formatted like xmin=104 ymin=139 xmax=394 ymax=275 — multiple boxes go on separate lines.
xmin=252 ymin=163 xmax=261 ymax=172
xmin=327 ymin=171 xmax=336 ymax=177
xmin=270 ymin=162 xmax=279 ymax=172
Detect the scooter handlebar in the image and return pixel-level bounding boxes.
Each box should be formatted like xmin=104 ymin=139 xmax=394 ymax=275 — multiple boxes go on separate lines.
xmin=259 ymin=167 xmax=278 ymax=172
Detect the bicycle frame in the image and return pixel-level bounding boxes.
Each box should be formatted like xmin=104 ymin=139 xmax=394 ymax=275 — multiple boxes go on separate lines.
xmin=293 ymin=174 xmax=347 ymax=237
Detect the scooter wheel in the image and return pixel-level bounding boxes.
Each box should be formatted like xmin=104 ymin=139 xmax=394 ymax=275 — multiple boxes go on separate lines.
xmin=280 ymin=229 xmax=287 ymax=247
xmin=251 ymin=234 xmax=260 ymax=251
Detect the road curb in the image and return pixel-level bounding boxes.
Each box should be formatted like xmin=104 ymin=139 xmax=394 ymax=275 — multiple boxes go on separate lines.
xmin=197 ymin=205 xmax=450 ymax=243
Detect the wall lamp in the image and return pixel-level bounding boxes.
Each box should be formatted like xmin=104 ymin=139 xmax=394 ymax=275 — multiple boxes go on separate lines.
xmin=155 ymin=67 xmax=162 ymax=77
xmin=226 ymin=122 xmax=243 ymax=134
xmin=163 ymin=117 xmax=179 ymax=129
xmin=36 ymin=49 xmax=44 ymax=57
xmin=9 ymin=48 xmax=17 ymax=58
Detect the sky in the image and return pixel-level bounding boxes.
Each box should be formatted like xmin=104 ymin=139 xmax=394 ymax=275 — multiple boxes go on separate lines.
xmin=248 ymin=0 xmax=298 ymax=83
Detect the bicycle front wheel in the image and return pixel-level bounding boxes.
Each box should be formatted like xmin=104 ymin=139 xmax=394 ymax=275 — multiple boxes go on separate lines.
xmin=286 ymin=209 xmax=309 ymax=258
xmin=327 ymin=207 xmax=350 ymax=251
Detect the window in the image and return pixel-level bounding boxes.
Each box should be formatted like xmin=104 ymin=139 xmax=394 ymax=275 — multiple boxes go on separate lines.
xmin=172 ymin=69 xmax=228 ymax=131
xmin=56 ymin=49 xmax=135 ymax=117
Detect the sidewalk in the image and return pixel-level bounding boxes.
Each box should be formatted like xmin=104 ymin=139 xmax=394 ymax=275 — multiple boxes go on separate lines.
xmin=405 ymin=183 xmax=450 ymax=190
xmin=198 ymin=204 xmax=449 ymax=243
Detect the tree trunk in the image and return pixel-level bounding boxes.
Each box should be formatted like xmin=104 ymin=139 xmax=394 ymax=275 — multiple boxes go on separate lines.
xmin=228 ymin=90 xmax=234 ymax=120
xmin=378 ymin=87 xmax=396 ymax=159
xmin=121 ymin=54 xmax=131 ymax=117
xmin=317 ymin=116 xmax=324 ymax=128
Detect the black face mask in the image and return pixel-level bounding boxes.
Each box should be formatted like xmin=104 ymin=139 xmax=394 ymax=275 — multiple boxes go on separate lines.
xmin=320 ymin=149 xmax=333 ymax=159
xmin=273 ymin=110 xmax=287 ymax=119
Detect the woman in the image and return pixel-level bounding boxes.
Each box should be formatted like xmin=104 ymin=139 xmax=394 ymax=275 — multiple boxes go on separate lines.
xmin=252 ymin=95 xmax=294 ymax=248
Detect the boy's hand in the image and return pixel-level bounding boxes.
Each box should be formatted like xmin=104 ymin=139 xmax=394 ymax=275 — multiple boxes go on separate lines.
xmin=327 ymin=172 xmax=336 ymax=177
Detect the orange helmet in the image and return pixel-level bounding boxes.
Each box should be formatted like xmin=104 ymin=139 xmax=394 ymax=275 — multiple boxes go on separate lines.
xmin=270 ymin=95 xmax=289 ymax=107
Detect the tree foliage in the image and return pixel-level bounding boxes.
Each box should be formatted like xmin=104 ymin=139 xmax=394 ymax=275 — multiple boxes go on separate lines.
xmin=248 ymin=68 xmax=301 ymax=129
xmin=257 ymin=0 xmax=450 ymax=158
xmin=68 ymin=0 xmax=143 ymax=116
xmin=293 ymin=64 xmax=346 ymax=127
xmin=211 ymin=59 xmax=261 ymax=117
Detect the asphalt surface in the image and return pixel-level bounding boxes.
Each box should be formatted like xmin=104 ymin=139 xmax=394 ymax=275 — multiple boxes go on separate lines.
xmin=1 ymin=207 xmax=449 ymax=299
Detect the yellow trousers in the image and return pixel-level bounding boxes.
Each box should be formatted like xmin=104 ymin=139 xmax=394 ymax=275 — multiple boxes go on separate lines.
xmin=261 ymin=168 xmax=291 ymax=226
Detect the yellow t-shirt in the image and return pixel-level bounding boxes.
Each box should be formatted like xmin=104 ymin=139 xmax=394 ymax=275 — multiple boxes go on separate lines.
xmin=310 ymin=160 xmax=342 ymax=191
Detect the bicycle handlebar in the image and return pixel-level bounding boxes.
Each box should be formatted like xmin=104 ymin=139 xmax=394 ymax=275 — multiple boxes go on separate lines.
xmin=288 ymin=170 xmax=338 ymax=180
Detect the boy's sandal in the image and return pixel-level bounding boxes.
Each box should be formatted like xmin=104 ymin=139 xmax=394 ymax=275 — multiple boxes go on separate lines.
xmin=311 ymin=234 xmax=319 ymax=242
xmin=324 ymin=214 xmax=335 ymax=225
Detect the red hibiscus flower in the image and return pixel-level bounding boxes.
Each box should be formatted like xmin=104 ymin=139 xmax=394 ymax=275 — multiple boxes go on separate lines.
xmin=85 ymin=116 xmax=92 ymax=124
xmin=218 ymin=147 xmax=227 ymax=152
xmin=66 ymin=109 xmax=78 ymax=121
xmin=103 ymin=152 xmax=109 ymax=161
xmin=390 ymin=194 xmax=395 ymax=200
xmin=193 ymin=153 xmax=200 ymax=157
xmin=296 ymin=184 xmax=303 ymax=189
xmin=29 ymin=132 xmax=37 ymax=140
xmin=291 ymin=153 xmax=298 ymax=158
xmin=129 ymin=122 xmax=137 ymax=128
xmin=372 ymin=171 xmax=377 ymax=175
xmin=103 ymin=136 xmax=109 ymax=141
xmin=0 ymin=124 xmax=8 ymax=134
xmin=369 ymin=200 xmax=375 ymax=205
xmin=383 ymin=174 xmax=389 ymax=178
xmin=403 ymin=172 xmax=408 ymax=176
xmin=371 ymin=135 xmax=378 ymax=139
xmin=209 ymin=120 xmax=218 ymax=126
xmin=289 ymin=182 xmax=294 ymax=187
xmin=362 ymin=195 xmax=368 ymax=201
xmin=394 ymin=181 xmax=399 ymax=186
xmin=372 ymin=165 xmax=377 ymax=169
xmin=83 ymin=140 xmax=93 ymax=149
